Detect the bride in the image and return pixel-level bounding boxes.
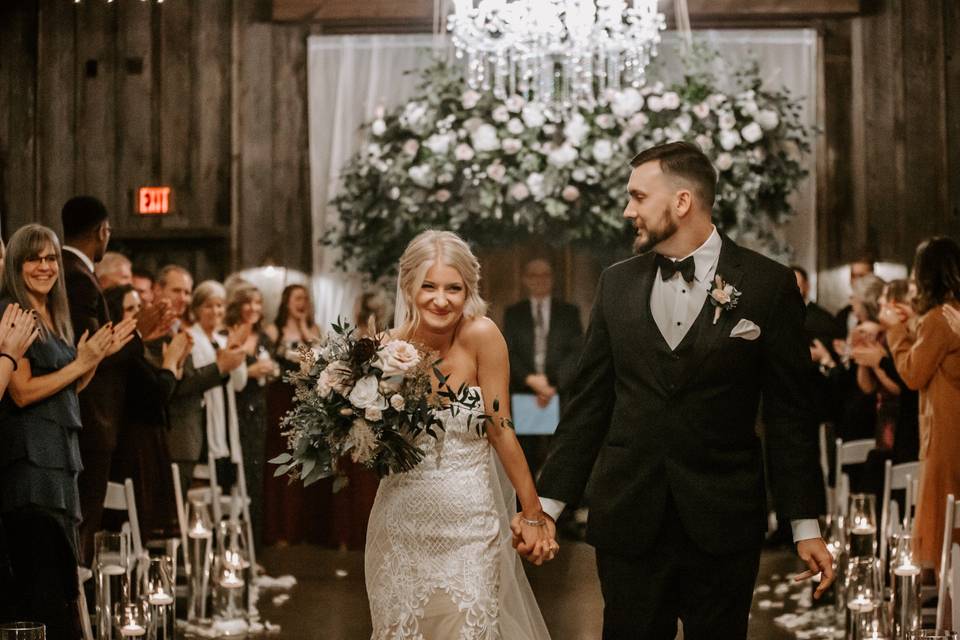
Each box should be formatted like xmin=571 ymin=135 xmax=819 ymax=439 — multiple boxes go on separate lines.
xmin=365 ymin=230 xmax=556 ymax=639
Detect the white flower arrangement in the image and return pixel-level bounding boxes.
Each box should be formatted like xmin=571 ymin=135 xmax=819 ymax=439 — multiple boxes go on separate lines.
xmin=328 ymin=56 xmax=810 ymax=278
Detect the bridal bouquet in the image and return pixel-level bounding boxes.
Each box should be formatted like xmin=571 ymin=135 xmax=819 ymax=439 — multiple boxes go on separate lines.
xmin=269 ymin=320 xmax=484 ymax=490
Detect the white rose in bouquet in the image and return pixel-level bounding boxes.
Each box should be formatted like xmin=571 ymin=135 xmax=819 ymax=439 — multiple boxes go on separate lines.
xmin=509 ymin=182 xmax=530 ymax=200
xmin=502 ymin=138 xmax=523 ymax=155
xmin=592 ymin=139 xmax=614 ymax=163
xmin=561 ymin=185 xmax=581 ymax=202
xmin=572 ymin=168 xmax=587 ymax=182
xmin=692 ymin=102 xmax=711 ymax=120
xmin=708 ymin=93 xmax=727 ymax=109
xmin=403 ymin=139 xmax=420 ymax=156
xmin=695 ymin=134 xmax=714 ymax=152
xmin=461 ymin=90 xmax=482 ymax=110
xmin=371 ymin=119 xmax=387 ymax=137
xmin=563 ymin=113 xmax=590 ymax=147
xmin=389 ymin=394 xmax=405 ymax=411
xmin=719 ymin=129 xmax=742 ymax=151
xmin=521 ymin=104 xmax=546 ymax=128
xmin=506 ymin=118 xmax=525 ymax=135
xmin=756 ymin=109 xmax=780 ymax=131
xmin=628 ymin=112 xmax=649 ymax=132
xmin=471 ymin=124 xmax=500 ymax=152
xmin=424 ymin=133 xmax=453 ymax=155
xmin=596 ymin=114 xmax=616 ymax=129
xmin=548 ymin=144 xmax=578 ymax=168
xmin=714 ymin=152 xmax=734 ymax=171
xmin=408 ymin=164 xmax=435 ymax=188
xmin=505 ymin=94 xmax=525 ymax=113
xmin=376 ymin=340 xmax=421 ymax=376
xmin=487 ymin=162 xmax=507 ymax=182
xmin=661 ymin=92 xmax=681 ymax=110
xmin=674 ymin=113 xmax=693 ymax=134
xmin=463 ymin=117 xmax=485 ymax=133
xmin=454 ymin=143 xmax=476 ymax=162
xmin=492 ymin=105 xmax=511 ymax=123
xmin=322 ymin=361 xmax=354 ymax=396
xmin=611 ymin=88 xmax=643 ymax=118
xmin=741 ymin=122 xmax=763 ymax=144
xmin=718 ymin=112 xmax=737 ymax=131
xmin=348 ymin=375 xmax=384 ymax=409
xmin=647 ymin=95 xmax=664 ymax=112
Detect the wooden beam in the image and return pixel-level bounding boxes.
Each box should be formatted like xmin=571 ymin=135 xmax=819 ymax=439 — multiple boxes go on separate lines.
xmin=272 ymin=0 xmax=862 ymax=25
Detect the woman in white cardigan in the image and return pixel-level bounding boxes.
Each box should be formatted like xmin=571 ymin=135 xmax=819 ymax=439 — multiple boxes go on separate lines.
xmin=186 ymin=280 xmax=249 ymax=491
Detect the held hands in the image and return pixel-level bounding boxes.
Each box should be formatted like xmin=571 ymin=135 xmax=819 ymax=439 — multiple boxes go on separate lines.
xmin=794 ymin=538 xmax=836 ymax=600
xmin=0 ymin=304 xmax=40 ymax=362
xmin=510 ymin=511 xmax=559 ymax=566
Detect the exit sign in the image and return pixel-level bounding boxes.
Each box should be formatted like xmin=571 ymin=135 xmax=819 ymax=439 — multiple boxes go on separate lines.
xmin=138 ymin=187 xmax=171 ymax=215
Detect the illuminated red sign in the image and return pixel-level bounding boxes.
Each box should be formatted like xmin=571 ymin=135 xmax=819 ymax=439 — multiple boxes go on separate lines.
xmin=138 ymin=187 xmax=171 ymax=215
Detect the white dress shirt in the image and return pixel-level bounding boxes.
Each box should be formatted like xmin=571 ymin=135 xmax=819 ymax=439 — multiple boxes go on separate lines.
xmin=62 ymin=245 xmax=95 ymax=274
xmin=530 ymin=296 xmax=552 ymax=334
xmin=540 ymin=227 xmax=821 ymax=543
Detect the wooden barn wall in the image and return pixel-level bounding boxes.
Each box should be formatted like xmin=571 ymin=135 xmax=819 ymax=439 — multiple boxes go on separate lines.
xmin=0 ymin=0 xmax=311 ymax=281
xmin=1 ymin=0 xmax=958 ymax=283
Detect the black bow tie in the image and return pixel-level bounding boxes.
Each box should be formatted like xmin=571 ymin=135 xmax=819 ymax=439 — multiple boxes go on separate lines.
xmin=655 ymin=254 xmax=696 ymax=283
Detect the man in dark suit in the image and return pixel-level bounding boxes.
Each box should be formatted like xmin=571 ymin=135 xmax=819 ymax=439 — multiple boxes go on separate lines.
xmin=61 ymin=196 xmax=117 ymax=564
xmin=523 ymin=142 xmax=834 ymax=639
xmin=835 ymin=255 xmax=875 ymax=337
xmin=503 ymin=258 xmax=583 ymax=473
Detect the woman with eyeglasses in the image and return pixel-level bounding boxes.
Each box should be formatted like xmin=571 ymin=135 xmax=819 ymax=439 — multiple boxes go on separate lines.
xmin=0 ymin=224 xmax=131 ymax=637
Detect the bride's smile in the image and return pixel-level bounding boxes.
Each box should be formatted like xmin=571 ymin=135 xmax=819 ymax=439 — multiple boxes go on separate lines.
xmin=415 ymin=262 xmax=467 ymax=334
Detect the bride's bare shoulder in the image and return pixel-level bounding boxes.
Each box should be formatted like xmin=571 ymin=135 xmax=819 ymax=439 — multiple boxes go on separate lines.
xmin=459 ymin=316 xmax=504 ymax=346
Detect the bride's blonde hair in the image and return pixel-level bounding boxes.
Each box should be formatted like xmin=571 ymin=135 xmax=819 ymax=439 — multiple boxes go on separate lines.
xmin=396 ymin=230 xmax=487 ymax=334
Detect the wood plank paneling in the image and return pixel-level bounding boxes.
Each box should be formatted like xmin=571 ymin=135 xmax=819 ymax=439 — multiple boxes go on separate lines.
xmin=193 ymin=0 xmax=232 ymax=228
xmin=114 ymin=0 xmax=153 ymax=232
xmin=75 ymin=1 xmax=116 ymax=213
xmin=37 ymin=0 xmax=77 ymax=231
xmin=158 ymin=0 xmax=193 ymax=226
xmin=0 ymin=1 xmax=39 ymax=234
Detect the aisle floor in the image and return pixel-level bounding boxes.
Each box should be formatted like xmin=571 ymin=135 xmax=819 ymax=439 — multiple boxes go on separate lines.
xmin=255 ymin=542 xmax=809 ymax=639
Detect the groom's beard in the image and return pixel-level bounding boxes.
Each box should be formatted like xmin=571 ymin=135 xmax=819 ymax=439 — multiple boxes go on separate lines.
xmin=632 ymin=205 xmax=678 ymax=255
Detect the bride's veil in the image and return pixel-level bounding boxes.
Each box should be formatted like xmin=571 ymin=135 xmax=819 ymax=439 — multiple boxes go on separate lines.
xmin=392 ymin=269 xmax=551 ymax=638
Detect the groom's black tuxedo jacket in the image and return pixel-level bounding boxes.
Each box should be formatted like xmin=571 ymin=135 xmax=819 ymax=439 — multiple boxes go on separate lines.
xmin=538 ymin=236 xmax=825 ymax=556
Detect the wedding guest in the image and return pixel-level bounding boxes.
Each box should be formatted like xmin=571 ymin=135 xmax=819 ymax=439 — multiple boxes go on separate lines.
xmin=836 ymin=254 xmax=876 ymax=337
xmin=105 ymin=284 xmax=191 ymax=539
xmin=225 ymin=284 xmax=276 ymax=545
xmin=180 ymin=280 xmax=249 ymax=493
xmin=132 ymin=267 xmax=155 ymax=306
xmin=158 ymin=269 xmax=247 ymax=491
xmin=503 ymin=258 xmax=583 ymax=475
xmin=0 ymin=224 xmax=117 ymax=638
xmin=354 ymin=289 xmax=391 ymax=333
xmin=263 ymin=284 xmax=326 ymax=546
xmin=882 ymin=236 xmax=960 ymax=571
xmin=60 ymin=196 xmax=140 ymax=564
xmin=95 ymin=251 xmax=132 ymax=289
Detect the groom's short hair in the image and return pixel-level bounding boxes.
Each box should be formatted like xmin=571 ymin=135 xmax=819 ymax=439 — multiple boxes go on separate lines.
xmin=630 ymin=141 xmax=717 ymax=209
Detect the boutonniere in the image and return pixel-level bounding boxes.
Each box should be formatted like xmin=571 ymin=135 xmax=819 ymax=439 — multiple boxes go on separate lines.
xmin=708 ymin=275 xmax=742 ymax=325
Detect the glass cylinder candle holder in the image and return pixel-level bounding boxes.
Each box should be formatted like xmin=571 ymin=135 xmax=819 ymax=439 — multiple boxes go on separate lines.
xmin=112 ymin=599 xmax=149 ymax=638
xmin=212 ymin=520 xmax=249 ymax=620
xmin=185 ymin=500 xmax=214 ymax=622
xmin=848 ymin=494 xmax=878 ymax=558
xmin=846 ymin=557 xmax=884 ymax=640
xmin=890 ymin=534 xmax=922 ymax=640
xmin=0 ymin=622 xmax=46 ymax=640
xmin=96 ymin=531 xmax=129 ymax=640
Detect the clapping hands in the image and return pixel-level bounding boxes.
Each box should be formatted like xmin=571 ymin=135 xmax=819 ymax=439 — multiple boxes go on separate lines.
xmin=0 ymin=304 xmax=40 ymax=362
xmin=137 ymin=299 xmax=178 ymax=342
xmin=76 ymin=324 xmax=116 ymax=371
xmin=510 ymin=511 xmax=559 ymax=566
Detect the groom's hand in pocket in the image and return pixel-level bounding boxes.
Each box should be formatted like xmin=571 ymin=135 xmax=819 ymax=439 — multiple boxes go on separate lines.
xmin=794 ymin=538 xmax=836 ymax=599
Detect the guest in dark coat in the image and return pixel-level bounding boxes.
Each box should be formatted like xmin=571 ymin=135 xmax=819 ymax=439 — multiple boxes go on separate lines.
xmin=0 ymin=224 xmax=118 ymax=639
xmin=502 ymin=258 xmax=583 ymax=474
xmin=105 ymin=285 xmax=192 ymax=540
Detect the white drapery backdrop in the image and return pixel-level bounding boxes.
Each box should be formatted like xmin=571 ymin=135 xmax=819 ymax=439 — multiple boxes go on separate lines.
xmin=307 ymin=31 xmax=818 ymax=327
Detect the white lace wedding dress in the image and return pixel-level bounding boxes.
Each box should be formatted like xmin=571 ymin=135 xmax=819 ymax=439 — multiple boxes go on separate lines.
xmin=365 ymin=388 xmax=551 ymax=639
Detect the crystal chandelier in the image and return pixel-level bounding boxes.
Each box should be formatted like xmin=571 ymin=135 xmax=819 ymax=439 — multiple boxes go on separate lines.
xmin=448 ymin=0 xmax=666 ymax=110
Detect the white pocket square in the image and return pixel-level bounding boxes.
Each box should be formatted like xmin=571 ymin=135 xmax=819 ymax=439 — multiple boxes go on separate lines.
xmin=730 ymin=319 xmax=761 ymax=341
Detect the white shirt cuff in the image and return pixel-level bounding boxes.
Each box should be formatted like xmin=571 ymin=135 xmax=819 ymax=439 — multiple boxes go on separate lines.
xmin=791 ymin=518 xmax=821 ymax=542
xmin=540 ymin=498 xmax=566 ymax=522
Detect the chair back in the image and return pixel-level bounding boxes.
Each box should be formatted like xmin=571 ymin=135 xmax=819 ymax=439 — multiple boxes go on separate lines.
xmin=102 ymin=478 xmax=143 ymax=559
xmin=879 ymin=460 xmax=922 ymax=566
xmin=936 ymin=494 xmax=960 ymax=629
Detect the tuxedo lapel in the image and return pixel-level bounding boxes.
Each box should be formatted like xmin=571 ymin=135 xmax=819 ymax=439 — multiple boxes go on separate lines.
xmin=674 ymin=236 xmax=746 ymax=390
xmin=630 ymin=255 xmax=672 ymax=394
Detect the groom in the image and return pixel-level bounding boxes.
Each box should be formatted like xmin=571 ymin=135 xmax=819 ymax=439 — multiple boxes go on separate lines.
xmin=517 ymin=141 xmax=834 ymax=638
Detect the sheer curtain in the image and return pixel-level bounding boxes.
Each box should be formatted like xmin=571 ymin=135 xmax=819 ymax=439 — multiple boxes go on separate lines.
xmin=307 ymin=30 xmax=818 ymax=325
